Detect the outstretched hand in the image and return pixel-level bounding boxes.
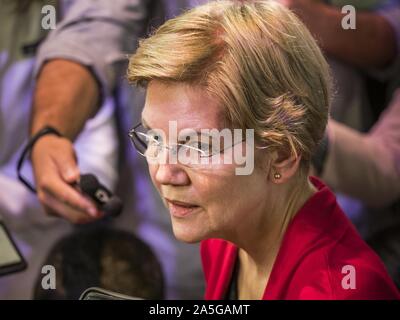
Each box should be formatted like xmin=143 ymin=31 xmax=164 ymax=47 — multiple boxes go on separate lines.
xmin=31 ymin=134 xmax=103 ymax=224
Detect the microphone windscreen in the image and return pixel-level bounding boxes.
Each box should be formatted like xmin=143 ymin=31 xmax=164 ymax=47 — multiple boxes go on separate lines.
xmin=103 ymin=196 xmax=123 ymax=217
xmin=79 ymin=173 xmax=122 ymax=217
xmin=79 ymin=174 xmax=99 ymax=197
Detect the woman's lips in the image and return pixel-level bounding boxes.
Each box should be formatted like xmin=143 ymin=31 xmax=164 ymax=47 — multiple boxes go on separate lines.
xmin=165 ymin=198 xmax=201 ymax=218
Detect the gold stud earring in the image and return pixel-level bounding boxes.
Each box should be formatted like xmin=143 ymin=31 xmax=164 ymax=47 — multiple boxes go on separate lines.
xmin=274 ymin=172 xmax=281 ymax=180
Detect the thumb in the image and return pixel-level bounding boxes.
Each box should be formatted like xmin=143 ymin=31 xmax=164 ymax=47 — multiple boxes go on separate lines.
xmin=54 ymin=144 xmax=80 ymax=183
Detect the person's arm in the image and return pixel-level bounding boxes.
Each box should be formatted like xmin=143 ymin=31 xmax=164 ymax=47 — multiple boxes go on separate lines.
xmin=278 ymin=0 xmax=397 ymax=68
xmin=321 ymin=91 xmax=400 ymax=207
xmin=30 ymin=0 xmax=149 ymax=223
xmin=30 ymin=59 xmax=101 ymax=224
xmin=31 ymin=59 xmax=99 ymax=140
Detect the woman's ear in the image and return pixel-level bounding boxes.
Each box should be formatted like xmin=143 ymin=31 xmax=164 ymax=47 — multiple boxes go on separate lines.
xmin=269 ymin=150 xmax=302 ymax=184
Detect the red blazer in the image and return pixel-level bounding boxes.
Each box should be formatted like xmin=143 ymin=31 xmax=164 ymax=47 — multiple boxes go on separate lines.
xmin=201 ymin=177 xmax=400 ymax=300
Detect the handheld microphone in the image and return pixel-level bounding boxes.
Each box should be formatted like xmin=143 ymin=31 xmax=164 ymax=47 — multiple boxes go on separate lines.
xmin=78 ymin=174 xmax=123 ymax=217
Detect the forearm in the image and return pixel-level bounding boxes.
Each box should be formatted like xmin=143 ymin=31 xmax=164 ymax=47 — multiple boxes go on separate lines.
xmin=293 ymin=2 xmax=396 ymax=68
xmin=30 ymin=59 xmax=100 ymax=140
xmin=322 ymin=120 xmax=400 ymax=207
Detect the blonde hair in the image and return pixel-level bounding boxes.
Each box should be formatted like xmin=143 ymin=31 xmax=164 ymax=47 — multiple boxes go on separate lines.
xmin=128 ymin=0 xmax=331 ymax=169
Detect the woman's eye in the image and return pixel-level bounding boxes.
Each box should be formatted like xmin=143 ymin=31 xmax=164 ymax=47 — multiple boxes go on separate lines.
xmin=148 ymin=134 xmax=161 ymax=142
xmin=145 ymin=136 xmax=161 ymax=147
xmin=191 ymin=141 xmax=212 ymax=154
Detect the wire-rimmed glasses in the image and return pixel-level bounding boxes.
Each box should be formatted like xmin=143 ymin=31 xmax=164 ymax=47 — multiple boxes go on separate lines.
xmin=128 ymin=122 xmax=245 ymax=167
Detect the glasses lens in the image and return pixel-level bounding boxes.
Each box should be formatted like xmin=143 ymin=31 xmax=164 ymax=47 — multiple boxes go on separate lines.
xmin=176 ymin=144 xmax=201 ymax=165
xmin=129 ymin=131 xmax=146 ymax=155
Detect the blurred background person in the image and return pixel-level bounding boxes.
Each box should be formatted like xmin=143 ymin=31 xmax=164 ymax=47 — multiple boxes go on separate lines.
xmin=33 ymin=227 xmax=164 ymax=300
xmin=278 ymin=0 xmax=400 ymax=287
xmin=0 ymin=0 xmax=136 ymax=298
xmin=313 ymin=88 xmax=400 ymax=287
xmin=277 ymin=0 xmax=400 ymax=128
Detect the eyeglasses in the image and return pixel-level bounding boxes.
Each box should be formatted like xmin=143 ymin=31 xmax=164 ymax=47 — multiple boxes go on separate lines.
xmin=128 ymin=123 xmax=244 ymax=166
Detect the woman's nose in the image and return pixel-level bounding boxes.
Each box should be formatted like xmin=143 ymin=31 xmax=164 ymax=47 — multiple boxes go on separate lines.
xmin=154 ymin=162 xmax=190 ymax=186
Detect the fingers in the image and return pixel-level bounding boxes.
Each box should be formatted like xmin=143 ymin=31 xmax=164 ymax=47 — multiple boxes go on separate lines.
xmin=39 ymin=171 xmax=100 ymax=217
xmin=32 ymin=135 xmax=103 ymax=224
xmin=40 ymin=192 xmax=101 ymax=224
xmin=56 ymin=151 xmax=80 ymax=184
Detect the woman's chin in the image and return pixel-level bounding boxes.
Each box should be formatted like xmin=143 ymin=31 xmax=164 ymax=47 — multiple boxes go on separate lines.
xmin=172 ymin=224 xmax=205 ymax=244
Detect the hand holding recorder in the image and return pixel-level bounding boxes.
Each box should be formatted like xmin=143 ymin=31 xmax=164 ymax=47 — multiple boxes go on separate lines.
xmin=17 ymin=127 xmax=122 ymax=224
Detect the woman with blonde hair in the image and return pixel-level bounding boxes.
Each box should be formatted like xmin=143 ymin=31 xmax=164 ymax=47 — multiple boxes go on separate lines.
xmin=127 ymin=0 xmax=399 ymax=299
